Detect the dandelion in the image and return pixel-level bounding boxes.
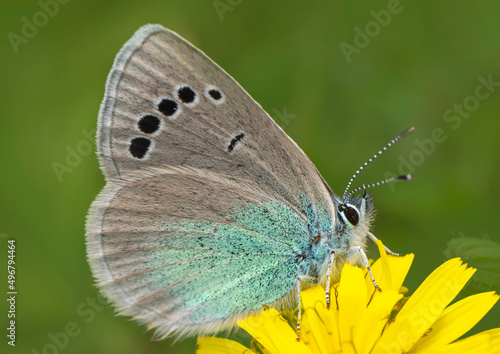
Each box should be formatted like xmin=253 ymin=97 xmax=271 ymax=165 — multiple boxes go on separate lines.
xmin=196 ymin=241 xmax=500 ymax=354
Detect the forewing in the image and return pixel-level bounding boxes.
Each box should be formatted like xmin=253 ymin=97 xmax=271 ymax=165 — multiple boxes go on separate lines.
xmin=86 ymin=168 xmax=309 ymax=338
xmin=98 ymin=24 xmax=335 ymax=231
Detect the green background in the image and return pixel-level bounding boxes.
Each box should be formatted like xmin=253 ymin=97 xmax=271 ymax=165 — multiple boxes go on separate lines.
xmin=1 ymin=0 xmax=499 ymax=353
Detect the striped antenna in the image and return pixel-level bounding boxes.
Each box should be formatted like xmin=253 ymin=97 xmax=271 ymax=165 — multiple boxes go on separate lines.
xmin=342 ymin=127 xmax=415 ymax=202
xmin=344 ymin=175 xmax=412 ymax=201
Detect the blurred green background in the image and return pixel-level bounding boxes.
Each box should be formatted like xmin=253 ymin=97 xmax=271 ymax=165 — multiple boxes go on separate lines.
xmin=1 ymin=0 xmax=499 ymax=353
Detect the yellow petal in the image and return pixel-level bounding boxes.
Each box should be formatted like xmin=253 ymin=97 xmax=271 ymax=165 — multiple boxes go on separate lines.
xmin=338 ymin=264 xmax=367 ymax=354
xmin=353 ymin=290 xmax=403 ymax=354
xmin=377 ymin=239 xmax=393 ymax=289
xmin=238 ymin=308 xmax=313 ymax=354
xmin=300 ymin=285 xmax=340 ymax=353
xmin=398 ymin=258 xmax=475 ymax=318
xmin=411 ymin=291 xmax=499 ymax=352
xmin=196 ymin=337 xmax=254 ymax=354
xmin=372 ymin=258 xmax=476 ymax=353
xmin=430 ymin=328 xmax=500 ymax=354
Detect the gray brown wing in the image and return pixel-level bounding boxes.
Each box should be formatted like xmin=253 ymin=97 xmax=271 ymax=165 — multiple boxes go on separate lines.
xmin=86 ymin=167 xmax=308 ymax=338
xmin=97 ymin=24 xmax=335 ymax=230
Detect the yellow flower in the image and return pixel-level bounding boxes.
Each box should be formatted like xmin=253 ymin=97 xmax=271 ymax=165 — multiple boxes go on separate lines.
xmin=197 ymin=241 xmax=500 ymax=354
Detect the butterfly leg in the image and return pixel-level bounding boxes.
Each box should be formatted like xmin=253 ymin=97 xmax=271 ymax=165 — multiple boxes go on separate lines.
xmin=293 ymin=274 xmax=318 ymax=341
xmin=295 ymin=277 xmax=302 ymax=341
xmin=347 ymin=246 xmax=381 ymax=291
xmin=366 ymin=231 xmax=401 ymax=256
xmin=325 ymin=250 xmax=336 ymax=309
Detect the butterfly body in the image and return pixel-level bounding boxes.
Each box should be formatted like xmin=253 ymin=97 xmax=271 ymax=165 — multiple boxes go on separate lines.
xmin=86 ymin=24 xmax=379 ymax=339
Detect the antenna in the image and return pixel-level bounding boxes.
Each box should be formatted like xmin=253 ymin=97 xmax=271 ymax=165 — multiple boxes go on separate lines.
xmin=342 ymin=127 xmax=415 ymax=202
xmin=344 ymin=175 xmax=412 ymax=200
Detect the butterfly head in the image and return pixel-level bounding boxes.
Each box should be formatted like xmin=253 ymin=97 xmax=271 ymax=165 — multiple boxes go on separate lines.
xmin=334 ymin=190 xmax=375 ymax=249
xmin=338 ymin=199 xmax=367 ymax=229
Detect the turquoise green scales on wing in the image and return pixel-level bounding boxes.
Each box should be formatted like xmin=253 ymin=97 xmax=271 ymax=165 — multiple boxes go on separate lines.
xmin=86 ymin=24 xmax=339 ymax=339
xmin=87 ymin=167 xmax=311 ymax=338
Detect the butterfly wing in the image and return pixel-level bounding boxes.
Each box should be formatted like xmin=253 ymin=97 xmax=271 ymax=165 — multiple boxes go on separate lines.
xmin=87 ymin=167 xmax=309 ymax=338
xmin=97 ymin=24 xmax=335 ymax=231
xmin=88 ymin=24 xmax=338 ymax=338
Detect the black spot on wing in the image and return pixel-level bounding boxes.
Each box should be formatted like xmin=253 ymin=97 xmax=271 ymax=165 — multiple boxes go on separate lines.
xmin=227 ymin=133 xmax=245 ymax=152
xmin=209 ymin=89 xmax=222 ymax=100
xmin=158 ymin=99 xmax=178 ymax=117
xmin=205 ymin=86 xmax=225 ymax=104
xmin=138 ymin=115 xmax=160 ymax=134
xmin=129 ymin=137 xmax=151 ymax=159
xmin=177 ymin=86 xmax=197 ymax=104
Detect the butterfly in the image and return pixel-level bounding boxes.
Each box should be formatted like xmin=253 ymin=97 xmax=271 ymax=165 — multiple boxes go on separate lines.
xmin=86 ymin=24 xmax=412 ymax=340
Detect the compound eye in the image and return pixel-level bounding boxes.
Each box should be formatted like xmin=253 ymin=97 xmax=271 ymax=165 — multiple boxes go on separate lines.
xmin=340 ymin=204 xmax=360 ymax=226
